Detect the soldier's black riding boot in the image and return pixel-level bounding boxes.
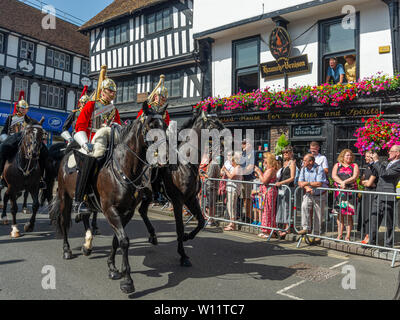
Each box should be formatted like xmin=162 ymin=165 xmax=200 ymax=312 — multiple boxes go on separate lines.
xmin=72 ymin=150 xmax=96 ymax=217
xmin=0 ymin=157 xmax=6 ymax=190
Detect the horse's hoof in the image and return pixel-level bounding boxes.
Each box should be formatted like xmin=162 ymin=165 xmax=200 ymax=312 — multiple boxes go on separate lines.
xmin=24 ymin=223 xmax=34 ymax=232
xmin=109 ymin=270 xmax=122 ymax=280
xmin=1 ymin=219 xmax=9 ymax=225
xmin=148 ymin=235 xmax=158 ymax=245
xmin=63 ymin=250 xmax=73 ymax=260
xmin=10 ymin=231 xmax=21 ymax=238
xmin=180 ymin=257 xmax=192 ymax=267
xmin=120 ymin=280 xmax=135 ymax=294
xmin=82 ymin=246 xmax=92 ymax=256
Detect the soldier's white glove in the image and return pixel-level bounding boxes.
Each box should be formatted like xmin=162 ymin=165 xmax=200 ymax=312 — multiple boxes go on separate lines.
xmin=0 ymin=134 xmax=8 ymax=142
xmin=74 ymin=131 xmax=92 ymax=153
xmin=83 ymin=143 xmax=94 ymax=153
xmin=61 ymin=131 xmax=74 ymax=144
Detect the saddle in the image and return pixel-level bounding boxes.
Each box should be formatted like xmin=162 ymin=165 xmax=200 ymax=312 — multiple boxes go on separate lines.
xmin=64 ymin=127 xmax=118 ymax=212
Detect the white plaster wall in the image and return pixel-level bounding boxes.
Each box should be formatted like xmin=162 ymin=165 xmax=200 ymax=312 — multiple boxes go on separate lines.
xmin=210 ymin=0 xmax=394 ymax=98
xmin=73 ymin=56 xmax=81 ymax=74
xmin=194 ymin=0 xmax=311 ymax=34
xmin=6 ymin=56 xmax=17 ymax=69
xmin=30 ymin=82 xmax=40 ymax=106
xmin=67 ymin=90 xmax=75 ymax=111
xmin=0 ymin=76 xmax=12 ymax=101
xmin=72 ymin=74 xmax=80 ymax=85
xmin=7 ymin=35 xmax=18 ymax=56
xmin=36 ymin=44 xmax=46 ymax=64
xmin=358 ymin=1 xmax=393 ymax=78
xmin=35 ymin=63 xmax=44 ymax=76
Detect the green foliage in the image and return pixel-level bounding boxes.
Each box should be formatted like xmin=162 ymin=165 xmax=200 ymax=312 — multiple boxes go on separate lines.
xmin=275 ymin=134 xmax=289 ymax=156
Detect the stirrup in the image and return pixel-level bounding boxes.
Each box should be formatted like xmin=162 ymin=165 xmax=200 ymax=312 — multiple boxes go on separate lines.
xmin=39 ymin=180 xmax=47 ymax=190
xmin=72 ymin=201 xmax=91 ymax=215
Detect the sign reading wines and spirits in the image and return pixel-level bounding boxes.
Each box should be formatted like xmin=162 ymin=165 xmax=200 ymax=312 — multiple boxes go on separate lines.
xmin=261 ymin=26 xmax=309 ymax=78
xmin=219 ymin=107 xmax=381 ymax=123
xmin=293 ymin=125 xmax=322 ymax=137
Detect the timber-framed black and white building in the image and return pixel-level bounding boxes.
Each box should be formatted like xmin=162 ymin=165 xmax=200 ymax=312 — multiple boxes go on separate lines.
xmin=79 ymin=0 xmax=210 ymax=125
xmin=0 ymin=0 xmax=91 ymax=143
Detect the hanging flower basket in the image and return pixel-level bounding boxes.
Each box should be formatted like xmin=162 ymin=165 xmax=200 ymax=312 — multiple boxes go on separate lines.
xmin=354 ymin=112 xmax=400 ymax=155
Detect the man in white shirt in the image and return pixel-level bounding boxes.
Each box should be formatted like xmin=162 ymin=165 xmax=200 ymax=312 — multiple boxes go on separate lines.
xmin=310 ymin=141 xmax=329 ymax=176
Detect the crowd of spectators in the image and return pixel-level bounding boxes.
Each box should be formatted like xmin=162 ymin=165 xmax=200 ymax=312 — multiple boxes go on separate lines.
xmin=200 ymin=140 xmax=400 ymax=247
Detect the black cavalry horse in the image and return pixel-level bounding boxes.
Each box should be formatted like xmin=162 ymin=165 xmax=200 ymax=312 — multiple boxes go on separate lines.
xmin=2 ymin=117 xmax=45 ymax=238
xmin=137 ymin=106 xmax=225 ymax=267
xmin=50 ymin=102 xmax=168 ymax=294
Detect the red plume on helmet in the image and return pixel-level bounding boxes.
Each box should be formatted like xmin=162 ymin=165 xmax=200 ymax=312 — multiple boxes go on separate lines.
xmin=13 ymin=90 xmax=25 ymax=114
xmin=79 ymin=86 xmax=88 ymax=100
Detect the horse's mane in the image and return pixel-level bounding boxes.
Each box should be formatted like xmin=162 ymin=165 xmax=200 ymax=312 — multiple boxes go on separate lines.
xmin=119 ymin=119 xmax=138 ymax=141
xmin=181 ymin=115 xmax=197 ymax=129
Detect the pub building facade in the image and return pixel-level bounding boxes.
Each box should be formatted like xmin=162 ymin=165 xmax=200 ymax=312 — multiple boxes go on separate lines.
xmin=0 ymin=0 xmax=92 ymax=144
xmin=79 ymin=0 xmax=207 ymax=127
xmin=193 ymin=0 xmax=400 ymax=168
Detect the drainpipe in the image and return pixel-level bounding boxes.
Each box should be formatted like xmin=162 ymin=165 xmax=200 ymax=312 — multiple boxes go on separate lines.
xmin=383 ymin=0 xmax=400 ymax=74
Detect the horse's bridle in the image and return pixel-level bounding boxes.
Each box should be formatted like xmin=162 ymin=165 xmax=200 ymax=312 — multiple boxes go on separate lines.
xmin=111 ymin=112 xmax=167 ymax=189
xmin=17 ymin=125 xmax=43 ymax=176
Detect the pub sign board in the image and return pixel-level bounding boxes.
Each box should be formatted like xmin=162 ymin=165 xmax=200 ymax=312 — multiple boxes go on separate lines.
xmin=261 ymin=55 xmax=310 ymax=78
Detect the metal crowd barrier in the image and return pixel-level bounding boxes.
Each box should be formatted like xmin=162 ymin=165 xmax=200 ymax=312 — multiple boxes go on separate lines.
xmin=198 ymin=178 xmax=400 ymax=267
xmin=293 ymin=186 xmax=400 ymax=267
xmin=201 ymin=178 xmax=292 ymax=242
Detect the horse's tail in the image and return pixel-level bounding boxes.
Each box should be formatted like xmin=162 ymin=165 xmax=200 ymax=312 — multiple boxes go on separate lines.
xmin=48 ymin=196 xmax=65 ymax=238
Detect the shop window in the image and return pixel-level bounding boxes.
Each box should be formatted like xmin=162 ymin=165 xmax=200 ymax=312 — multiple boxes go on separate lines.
xmin=232 ymin=36 xmax=259 ymax=94
xmin=319 ymin=15 xmax=358 ymax=84
xmin=252 ymin=128 xmax=269 ymax=169
xmin=14 ymin=78 xmax=29 ymax=102
xmin=335 ymin=125 xmax=362 ymax=165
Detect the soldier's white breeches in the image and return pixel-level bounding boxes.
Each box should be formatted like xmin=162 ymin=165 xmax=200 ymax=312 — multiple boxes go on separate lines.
xmin=85 ymin=127 xmax=120 ymax=158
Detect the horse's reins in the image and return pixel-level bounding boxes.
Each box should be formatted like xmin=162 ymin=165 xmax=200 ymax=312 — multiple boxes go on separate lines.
xmin=17 ymin=125 xmax=42 ymax=176
xmin=110 ymin=114 xmax=166 ymax=189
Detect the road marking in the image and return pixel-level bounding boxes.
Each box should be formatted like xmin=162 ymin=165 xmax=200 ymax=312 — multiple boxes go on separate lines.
xmin=276 ymin=280 xmax=306 ymax=300
xmin=276 ymin=260 xmax=349 ymax=300
xmin=329 ymin=261 xmax=349 ymax=270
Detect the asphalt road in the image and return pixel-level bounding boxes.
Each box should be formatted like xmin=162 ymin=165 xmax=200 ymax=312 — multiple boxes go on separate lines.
xmin=0 ymin=206 xmax=399 ymax=301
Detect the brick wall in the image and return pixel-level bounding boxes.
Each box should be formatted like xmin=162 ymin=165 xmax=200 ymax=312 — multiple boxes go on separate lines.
xmin=270 ymin=126 xmax=289 ymax=154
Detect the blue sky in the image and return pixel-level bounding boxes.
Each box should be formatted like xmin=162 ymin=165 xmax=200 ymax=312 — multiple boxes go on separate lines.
xmin=19 ymin=0 xmax=114 ymax=25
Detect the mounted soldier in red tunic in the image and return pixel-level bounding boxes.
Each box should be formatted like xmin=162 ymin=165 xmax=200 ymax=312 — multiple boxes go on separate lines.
xmin=136 ymin=74 xmax=170 ymax=126
xmin=0 ymin=91 xmax=48 ymax=190
xmin=61 ymin=85 xmax=90 ymax=153
xmin=72 ymin=65 xmax=121 ymax=215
